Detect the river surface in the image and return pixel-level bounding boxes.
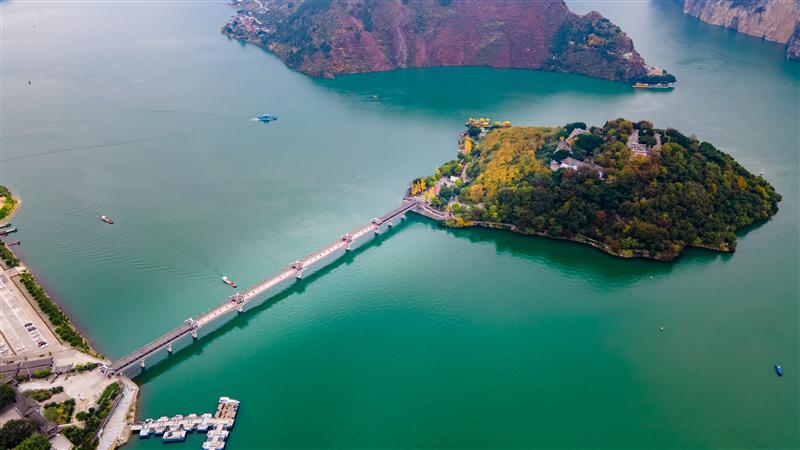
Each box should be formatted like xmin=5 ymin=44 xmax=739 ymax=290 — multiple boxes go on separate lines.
xmin=1 ymin=1 xmax=798 ymax=448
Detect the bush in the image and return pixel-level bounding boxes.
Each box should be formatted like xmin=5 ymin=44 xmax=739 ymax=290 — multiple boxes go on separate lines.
xmin=22 ymin=387 xmax=63 ymax=402
xmin=71 ymin=363 xmax=99 ymax=374
xmin=31 ymin=369 xmax=51 ymax=379
xmin=0 ymin=242 xmax=19 ymax=268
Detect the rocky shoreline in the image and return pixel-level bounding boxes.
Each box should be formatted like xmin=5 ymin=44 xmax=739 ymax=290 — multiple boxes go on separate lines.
xmin=222 ymin=0 xmax=670 ymax=84
xmin=679 ymin=0 xmax=800 ymax=60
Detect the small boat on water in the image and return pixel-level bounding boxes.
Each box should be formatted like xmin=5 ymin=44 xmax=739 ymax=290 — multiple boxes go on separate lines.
xmin=100 ymin=215 xmax=114 ymax=224
xmin=254 ymin=114 xmax=278 ymax=123
xmin=633 ymin=82 xmax=675 ymax=89
xmin=775 ymin=364 xmax=783 ymax=377
xmin=222 ymin=276 xmax=237 ymax=288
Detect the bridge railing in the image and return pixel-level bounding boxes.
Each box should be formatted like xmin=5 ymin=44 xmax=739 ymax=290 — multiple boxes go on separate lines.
xmin=111 ymin=201 xmax=420 ymax=374
xmin=110 ymin=324 xmax=192 ymax=371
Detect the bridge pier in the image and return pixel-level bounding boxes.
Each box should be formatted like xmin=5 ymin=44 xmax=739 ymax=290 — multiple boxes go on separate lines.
xmin=109 ymin=201 xmax=421 ymax=377
xmin=291 ymin=260 xmax=304 ymax=279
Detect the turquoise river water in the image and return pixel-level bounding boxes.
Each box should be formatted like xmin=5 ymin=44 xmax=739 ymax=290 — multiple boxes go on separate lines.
xmin=1 ymin=1 xmax=798 ymax=448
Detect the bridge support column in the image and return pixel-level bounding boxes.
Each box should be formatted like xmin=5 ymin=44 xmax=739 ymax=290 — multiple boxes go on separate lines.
xmin=371 ymin=218 xmax=383 ymax=234
xmin=342 ymin=234 xmax=353 ymax=251
xmin=186 ymin=317 xmax=199 ymax=339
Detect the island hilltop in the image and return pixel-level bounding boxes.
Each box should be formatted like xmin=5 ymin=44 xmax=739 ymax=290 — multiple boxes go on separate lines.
xmin=223 ymin=0 xmax=675 ymax=86
xmin=409 ymin=118 xmax=781 ymax=261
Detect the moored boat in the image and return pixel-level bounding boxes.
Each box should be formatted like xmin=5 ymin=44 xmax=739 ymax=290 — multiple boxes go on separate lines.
xmin=633 ymin=82 xmax=675 ymax=89
xmin=222 ymin=276 xmax=237 ymax=288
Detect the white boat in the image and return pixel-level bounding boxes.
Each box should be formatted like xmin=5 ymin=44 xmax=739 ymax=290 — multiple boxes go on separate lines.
xmin=221 ymin=276 xmax=237 ymax=288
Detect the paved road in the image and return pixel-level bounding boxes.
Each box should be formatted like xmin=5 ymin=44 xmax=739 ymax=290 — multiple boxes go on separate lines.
xmin=97 ymin=378 xmax=139 ymax=450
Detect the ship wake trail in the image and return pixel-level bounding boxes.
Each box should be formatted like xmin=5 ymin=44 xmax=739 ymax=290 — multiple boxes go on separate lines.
xmin=1 ymin=123 xmax=242 ymax=163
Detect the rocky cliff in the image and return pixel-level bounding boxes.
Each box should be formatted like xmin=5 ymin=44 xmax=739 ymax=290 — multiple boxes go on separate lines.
xmin=680 ymin=0 xmax=800 ymax=60
xmin=787 ymin=22 xmax=800 ymax=59
xmin=223 ymin=0 xmax=661 ymax=83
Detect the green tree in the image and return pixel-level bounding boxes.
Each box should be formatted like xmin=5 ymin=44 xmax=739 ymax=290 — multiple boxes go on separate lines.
xmin=0 ymin=384 xmax=15 ymax=409
xmin=13 ymin=433 xmax=50 ymax=450
xmin=638 ymin=135 xmax=656 ymax=146
xmin=563 ymin=122 xmax=587 ymax=134
xmin=0 ymin=419 xmax=37 ymax=449
xmin=552 ymin=149 xmax=570 ymax=162
xmin=573 ymin=134 xmax=604 ymax=153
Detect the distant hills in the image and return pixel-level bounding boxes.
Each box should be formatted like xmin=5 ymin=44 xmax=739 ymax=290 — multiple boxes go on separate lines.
xmin=223 ymin=0 xmax=668 ymax=84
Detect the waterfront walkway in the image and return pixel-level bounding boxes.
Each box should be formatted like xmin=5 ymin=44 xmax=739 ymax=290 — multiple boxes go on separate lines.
xmin=108 ymin=199 xmax=438 ymax=376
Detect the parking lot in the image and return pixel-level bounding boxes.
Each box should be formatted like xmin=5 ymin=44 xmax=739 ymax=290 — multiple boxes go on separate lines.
xmin=0 ymin=271 xmax=62 ymax=358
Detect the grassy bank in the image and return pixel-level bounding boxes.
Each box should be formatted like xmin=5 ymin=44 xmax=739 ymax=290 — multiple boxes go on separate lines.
xmin=19 ymin=272 xmax=92 ymax=353
xmin=0 ymin=241 xmax=19 ymax=268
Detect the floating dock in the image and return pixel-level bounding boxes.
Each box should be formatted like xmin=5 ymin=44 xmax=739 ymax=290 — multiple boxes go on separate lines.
xmin=131 ymin=397 xmax=239 ymax=449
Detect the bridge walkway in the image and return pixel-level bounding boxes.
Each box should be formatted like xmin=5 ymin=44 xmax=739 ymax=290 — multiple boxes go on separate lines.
xmin=108 ymin=200 xmax=420 ymax=375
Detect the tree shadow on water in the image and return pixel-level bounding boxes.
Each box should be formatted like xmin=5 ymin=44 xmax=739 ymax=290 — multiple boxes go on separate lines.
xmin=405 ymin=215 xmax=735 ymax=290
xmin=311 ymin=66 xmax=635 ymax=119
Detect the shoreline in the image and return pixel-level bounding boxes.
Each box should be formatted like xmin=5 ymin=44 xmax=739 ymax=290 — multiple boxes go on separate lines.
xmin=440 ymin=218 xmax=732 ymax=262
xmin=0 ymin=189 xmax=140 ymax=449
xmin=0 ymin=195 xmax=22 ymax=223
